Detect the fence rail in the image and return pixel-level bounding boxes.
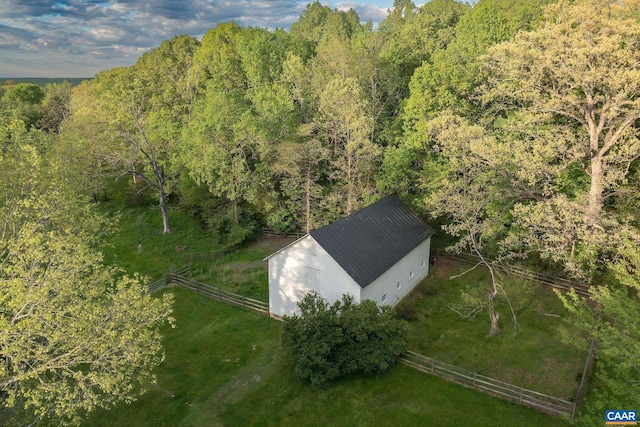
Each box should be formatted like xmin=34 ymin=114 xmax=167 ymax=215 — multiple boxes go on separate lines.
xmin=146 ymin=265 xmax=268 ymax=315
xmin=147 ymin=265 xmax=192 ymax=294
xmin=166 ymin=274 xmax=269 ymax=314
xmin=147 ymin=277 xmax=167 ymax=294
xmin=148 ymin=260 xmax=593 ymax=420
xmin=434 ymin=249 xmax=591 ymax=297
xmin=262 ymin=228 xmax=306 ymax=239
xmin=399 ymin=351 xmax=575 ymax=418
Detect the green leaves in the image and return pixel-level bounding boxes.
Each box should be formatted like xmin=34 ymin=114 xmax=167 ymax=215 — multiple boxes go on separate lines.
xmin=558 ymin=240 xmax=640 ymax=423
xmin=0 ymin=145 xmax=173 ymax=425
xmin=282 ymin=294 xmax=407 ymax=386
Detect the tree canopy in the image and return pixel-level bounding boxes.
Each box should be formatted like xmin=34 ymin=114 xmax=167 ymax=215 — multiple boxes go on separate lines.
xmin=0 ymin=139 xmax=173 ymax=425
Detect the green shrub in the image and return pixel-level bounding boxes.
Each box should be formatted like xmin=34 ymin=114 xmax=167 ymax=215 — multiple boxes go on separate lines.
xmin=282 ymin=294 xmax=408 ymax=385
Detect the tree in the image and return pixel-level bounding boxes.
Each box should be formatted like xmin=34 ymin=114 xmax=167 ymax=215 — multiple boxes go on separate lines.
xmin=477 ymin=0 xmax=640 ymax=277
xmin=37 ymin=81 xmax=72 ymax=133
xmin=316 ymin=77 xmax=380 ymax=215
xmin=402 ymin=0 xmax=544 ymax=123
xmin=184 ymin=25 xmax=298 ymax=236
xmin=1 ymin=83 xmax=45 ymax=130
xmin=95 ymin=35 xmax=200 ymax=233
xmin=290 ymin=1 xmax=361 ymax=44
xmin=558 ymin=237 xmax=640 ymax=424
xmin=420 ymin=113 xmax=518 ymax=335
xmin=398 ymin=1 xmax=640 ymax=280
xmin=0 ymin=142 xmax=173 ymax=426
xmin=2 ymin=83 xmax=44 ymax=105
xmin=61 ymin=79 xmax=112 ymax=202
xmin=483 ymin=0 xmax=640 ymax=229
xmin=384 ymin=0 xmax=545 ymax=203
xmin=181 ymin=86 xmax=256 ymax=226
xmin=379 ymin=0 xmax=468 ymax=99
xmin=282 ymin=294 xmax=407 ymax=386
xmin=273 ymin=132 xmax=329 ymax=233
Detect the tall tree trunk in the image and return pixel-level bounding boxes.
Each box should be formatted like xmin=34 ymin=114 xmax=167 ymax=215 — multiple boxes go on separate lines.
xmin=346 ymin=154 xmax=353 ymax=215
xmin=487 ymin=262 xmax=501 ymax=336
xmin=155 ymin=165 xmax=171 ymax=234
xmin=305 ymin=171 xmax=312 ymax=233
xmin=488 ymin=293 xmax=500 ymax=336
xmin=158 ymin=185 xmax=171 ymax=234
xmin=587 ymin=154 xmax=604 ymax=229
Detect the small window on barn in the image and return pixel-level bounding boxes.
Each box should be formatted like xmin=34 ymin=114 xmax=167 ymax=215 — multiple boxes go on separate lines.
xmin=396 ymin=281 xmax=401 ymax=289
xmin=381 ymin=294 xmax=387 ymax=304
xmin=422 ymin=259 xmax=426 ymax=268
xmin=409 ymin=271 xmax=414 ymax=278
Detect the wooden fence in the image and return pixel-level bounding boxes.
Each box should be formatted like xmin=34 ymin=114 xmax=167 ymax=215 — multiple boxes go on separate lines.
xmin=146 ymin=266 xmax=268 ymax=315
xmin=434 ymin=249 xmax=591 ymax=297
xmin=148 ymin=277 xmax=167 ymax=294
xmin=147 ymin=265 xmax=191 ymax=294
xmin=166 ymin=273 xmax=269 ymax=314
xmin=399 ymin=351 xmax=576 ymax=418
xmin=146 ymin=260 xmax=596 ymax=420
xmin=262 ymin=228 xmax=306 ymax=239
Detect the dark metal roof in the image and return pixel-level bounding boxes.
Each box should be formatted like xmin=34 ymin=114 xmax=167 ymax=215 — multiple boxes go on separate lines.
xmin=310 ymin=195 xmax=434 ymax=288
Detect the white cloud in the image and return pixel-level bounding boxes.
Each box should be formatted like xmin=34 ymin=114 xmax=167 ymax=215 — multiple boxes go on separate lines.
xmin=0 ymin=0 xmax=392 ymax=77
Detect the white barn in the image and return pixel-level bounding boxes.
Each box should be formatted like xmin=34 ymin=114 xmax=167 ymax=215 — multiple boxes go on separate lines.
xmin=266 ymin=195 xmax=434 ymax=318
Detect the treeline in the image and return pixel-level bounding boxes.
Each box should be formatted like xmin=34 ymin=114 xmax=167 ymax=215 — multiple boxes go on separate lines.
xmin=60 ymin=0 xmax=638 ymax=282
xmin=60 ymin=0 xmax=552 ymax=240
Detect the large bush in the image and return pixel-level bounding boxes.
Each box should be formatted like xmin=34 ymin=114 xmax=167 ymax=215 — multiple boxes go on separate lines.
xmin=282 ymin=294 xmax=408 ymax=385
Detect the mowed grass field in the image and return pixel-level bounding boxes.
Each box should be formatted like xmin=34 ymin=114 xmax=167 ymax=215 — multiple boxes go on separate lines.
xmin=98 ymin=182 xmax=286 ymax=301
xmin=398 ymin=258 xmax=587 ymax=399
xmin=83 ymin=288 xmax=571 ymax=427
xmin=90 ymin=189 xmax=577 ymax=426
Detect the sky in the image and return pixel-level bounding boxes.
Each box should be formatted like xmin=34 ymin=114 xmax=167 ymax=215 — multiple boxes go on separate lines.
xmin=0 ymin=0 xmax=400 ymax=78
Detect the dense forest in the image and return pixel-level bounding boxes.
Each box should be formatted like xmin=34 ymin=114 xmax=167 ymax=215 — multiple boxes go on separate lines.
xmin=1 ymin=0 xmax=639 ymax=425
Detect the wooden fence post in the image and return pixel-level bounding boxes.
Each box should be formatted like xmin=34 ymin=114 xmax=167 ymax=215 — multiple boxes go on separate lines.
xmin=572 ymin=340 xmax=598 ymax=420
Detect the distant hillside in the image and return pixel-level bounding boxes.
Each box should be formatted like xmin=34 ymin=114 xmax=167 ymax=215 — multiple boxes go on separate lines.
xmin=1 ymin=77 xmax=91 ymax=87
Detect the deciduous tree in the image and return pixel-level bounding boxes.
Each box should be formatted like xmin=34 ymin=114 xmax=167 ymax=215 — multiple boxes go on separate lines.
xmin=0 ymin=143 xmax=173 ymax=426
xmin=1 ymin=83 xmax=45 ymax=130
xmin=95 ymin=35 xmax=200 ymax=233
xmin=420 ymin=113 xmax=518 ymax=335
xmin=483 ymin=0 xmax=640 ymax=229
xmin=37 ymin=81 xmax=72 ymax=134
xmin=316 ymin=77 xmax=380 ymax=215
xmin=558 ymin=237 xmax=640 ymax=424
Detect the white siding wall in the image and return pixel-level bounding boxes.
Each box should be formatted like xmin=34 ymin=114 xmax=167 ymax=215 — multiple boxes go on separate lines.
xmin=361 ymin=237 xmax=431 ymax=307
xmin=268 ymin=235 xmax=361 ymax=317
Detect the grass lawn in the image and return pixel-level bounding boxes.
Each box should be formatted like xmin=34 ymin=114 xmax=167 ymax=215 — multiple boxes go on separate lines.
xmin=83 ymin=288 xmax=571 ymax=427
xmin=96 ymin=182 xmax=293 ymax=301
xmin=398 ymin=257 xmax=588 ymax=399
xmin=92 ymin=187 xmax=580 ymax=424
